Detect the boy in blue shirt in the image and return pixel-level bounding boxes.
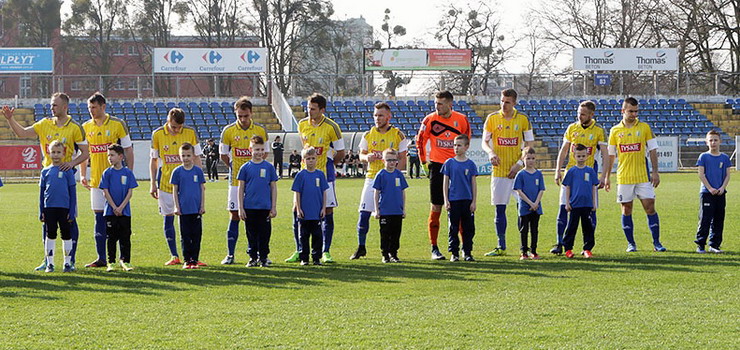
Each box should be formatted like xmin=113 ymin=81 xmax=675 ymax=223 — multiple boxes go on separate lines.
xmin=99 ymin=144 xmax=138 ymax=271
xmin=562 ymin=144 xmax=600 ymax=258
xmin=292 ymin=147 xmax=329 ymax=266
xmin=513 ymin=147 xmax=545 ymax=260
xmin=237 ymin=135 xmax=278 ymax=267
xmin=171 ymin=143 xmax=207 ymax=269
xmin=38 ymin=140 xmax=77 ymax=273
xmin=373 ymin=148 xmax=409 ymax=263
xmin=695 ymin=130 xmax=731 ymax=253
xmin=442 ymin=134 xmax=478 ymax=262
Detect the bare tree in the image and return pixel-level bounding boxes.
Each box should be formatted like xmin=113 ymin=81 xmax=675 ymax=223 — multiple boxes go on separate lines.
xmin=434 ymin=2 xmax=514 ymax=95
xmin=375 ymin=8 xmax=411 ymax=97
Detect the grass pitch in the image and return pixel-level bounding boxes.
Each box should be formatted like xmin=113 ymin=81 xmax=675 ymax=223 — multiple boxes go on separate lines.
xmin=0 ymin=172 xmax=737 ymax=349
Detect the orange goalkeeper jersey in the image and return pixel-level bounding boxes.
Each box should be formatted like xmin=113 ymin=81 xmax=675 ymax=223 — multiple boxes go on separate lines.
xmin=416 ymin=110 xmax=470 ymax=164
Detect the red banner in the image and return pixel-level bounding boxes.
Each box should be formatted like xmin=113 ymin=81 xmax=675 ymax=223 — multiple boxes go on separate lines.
xmin=0 ymin=145 xmax=42 ymax=170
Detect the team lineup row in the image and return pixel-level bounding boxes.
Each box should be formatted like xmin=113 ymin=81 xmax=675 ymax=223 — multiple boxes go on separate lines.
xmin=1 ymin=89 xmax=730 ymax=271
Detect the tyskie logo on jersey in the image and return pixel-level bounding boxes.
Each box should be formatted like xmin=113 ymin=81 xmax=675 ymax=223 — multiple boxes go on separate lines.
xmin=497 ymin=137 xmax=519 ymax=146
xmin=90 ymin=143 xmax=110 ymax=153
xmin=619 ymin=143 xmax=641 ymax=153
xmin=164 ymin=154 xmax=182 ymax=164
xmin=234 ymin=148 xmax=253 ymax=157
xmin=436 ymin=139 xmax=454 ymax=149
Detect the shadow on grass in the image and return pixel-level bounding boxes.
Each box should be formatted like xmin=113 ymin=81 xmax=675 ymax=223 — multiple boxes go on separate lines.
xmin=1 ymin=252 xmax=736 ymax=298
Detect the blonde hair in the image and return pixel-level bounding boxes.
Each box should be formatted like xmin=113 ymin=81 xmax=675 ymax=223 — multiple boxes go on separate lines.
xmin=48 ymin=140 xmax=64 ymax=150
xmin=382 ymin=148 xmax=397 ymax=157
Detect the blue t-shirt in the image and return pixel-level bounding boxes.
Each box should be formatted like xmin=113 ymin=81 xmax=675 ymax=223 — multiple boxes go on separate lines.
xmin=696 ymin=152 xmax=732 ymax=193
xmin=0 ymin=176 xmax=3 ymax=187
xmin=441 ymin=158 xmax=478 ymax=201
xmin=291 ymin=169 xmax=329 ymax=220
xmin=562 ymin=165 xmax=599 ymax=208
xmin=237 ymin=160 xmax=278 ymax=210
xmin=372 ymin=169 xmax=409 ymax=216
xmin=170 ymin=165 xmax=206 ymax=215
xmin=39 ymin=165 xmax=77 ymax=217
xmin=99 ymin=167 xmax=138 ymax=217
xmin=513 ymin=169 xmax=546 ymax=216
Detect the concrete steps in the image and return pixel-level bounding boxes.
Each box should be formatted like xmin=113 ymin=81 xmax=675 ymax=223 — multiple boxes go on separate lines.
xmin=692 ymin=103 xmax=738 ymax=135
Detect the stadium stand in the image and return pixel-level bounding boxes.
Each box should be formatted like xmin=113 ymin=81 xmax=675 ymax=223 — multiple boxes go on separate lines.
xmin=30 ymin=101 xmax=284 ymax=141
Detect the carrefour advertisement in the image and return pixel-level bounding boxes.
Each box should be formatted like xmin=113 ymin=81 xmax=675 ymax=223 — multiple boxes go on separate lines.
xmin=153 ymin=48 xmax=268 ymax=73
xmin=364 ymin=48 xmax=472 ymax=71
xmin=0 ymin=48 xmax=53 ymax=73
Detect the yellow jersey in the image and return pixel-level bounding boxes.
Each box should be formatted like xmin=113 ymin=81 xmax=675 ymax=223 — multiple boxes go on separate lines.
xmin=151 ymin=124 xmax=199 ymax=193
xmin=608 ymin=120 xmax=655 ymax=185
xmin=483 ymin=109 xmax=533 ymax=178
xmin=298 ymin=115 xmax=342 ymax=173
xmin=83 ymin=114 xmax=130 ymax=187
xmin=359 ymin=126 xmax=407 ymax=178
xmin=32 ymin=116 xmax=86 ymax=167
xmin=563 ymin=120 xmax=607 ymax=170
xmin=219 ymin=121 xmax=268 ymax=186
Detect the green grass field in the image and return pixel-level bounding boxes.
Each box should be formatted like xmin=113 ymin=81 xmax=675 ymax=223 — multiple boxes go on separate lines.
xmin=0 ymin=172 xmax=737 ymax=349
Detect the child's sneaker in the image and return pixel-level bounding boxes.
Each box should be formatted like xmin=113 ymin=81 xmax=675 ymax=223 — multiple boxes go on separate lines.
xmin=463 ymin=254 xmax=475 ymax=262
xmin=196 ymin=261 xmax=208 ymax=267
xmin=300 ymin=260 xmax=310 ymax=266
xmin=653 ymin=243 xmax=667 ymax=252
xmin=549 ymin=244 xmax=563 ymax=255
xmin=449 ymin=254 xmax=460 ymax=262
xmin=581 ymin=250 xmax=593 ymax=258
xmin=165 ymin=256 xmax=181 ymax=266
xmin=221 ymin=255 xmax=235 ymax=264
xmin=519 ymin=253 xmax=529 ymax=260
xmin=189 ymin=263 xmax=200 ymax=269
xmin=382 ymin=255 xmax=390 ymax=263
xmin=182 ymin=263 xmax=190 ymax=269
xmin=85 ymin=259 xmax=106 ymax=268
xmin=708 ymin=247 xmax=724 ymax=254
xmin=106 ymin=263 xmax=116 ymax=272
xmin=321 ymin=252 xmax=334 ymax=263
xmin=626 ymin=243 xmax=637 ymax=253
xmin=389 ymin=254 xmax=401 ymax=263
xmin=120 ymin=261 xmax=134 ymax=271
xmin=565 ymin=250 xmax=575 ymax=259
xmin=530 ymin=253 xmax=541 ymax=260
xmin=260 ymin=260 xmax=272 ymax=267
xmin=696 ymin=246 xmax=706 ymax=254
xmin=313 ymin=260 xmax=322 ymax=266
xmin=246 ymin=259 xmax=259 ymax=267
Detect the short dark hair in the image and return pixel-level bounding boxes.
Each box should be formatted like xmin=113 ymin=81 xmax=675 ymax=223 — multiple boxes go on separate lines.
xmin=88 ymin=92 xmax=106 ymax=105
xmin=374 ymin=102 xmax=391 ymax=111
xmin=435 ymin=90 xmax=454 ymax=101
xmin=51 ymin=92 xmax=70 ymax=104
xmin=706 ymin=130 xmax=721 ymax=137
xmin=623 ymin=97 xmax=639 ymax=107
xmin=501 ymin=88 xmax=518 ymax=100
xmin=180 ymin=142 xmax=194 ymax=152
xmin=234 ymin=96 xmax=253 ymax=111
xmin=308 ymin=93 xmax=327 ymax=110
xmin=574 ymin=143 xmax=588 ymax=151
xmin=107 ymin=143 xmax=124 ymax=155
xmin=168 ymin=108 xmax=185 ymax=124
xmin=250 ymin=135 xmax=265 ymax=145
xmin=454 ymin=134 xmax=470 ymax=145
xmin=521 ymin=146 xmax=536 ymax=158
xmin=579 ymin=100 xmax=596 ymax=112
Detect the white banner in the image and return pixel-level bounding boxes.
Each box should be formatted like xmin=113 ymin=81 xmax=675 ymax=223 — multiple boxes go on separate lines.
xmin=153 ymin=48 xmax=268 ymax=73
xmin=573 ymin=48 xmax=678 ymax=71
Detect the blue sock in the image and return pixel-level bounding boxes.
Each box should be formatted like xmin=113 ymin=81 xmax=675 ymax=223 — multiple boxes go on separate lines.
xmin=293 ymin=211 xmax=301 ymax=251
xmin=556 ymin=205 xmax=568 ymax=245
xmin=357 ymin=211 xmax=371 ymax=246
xmin=322 ymin=213 xmax=334 ymax=252
xmin=621 ymin=215 xmax=635 ymax=245
xmin=227 ymin=220 xmax=239 ymax=256
xmin=69 ymin=219 xmax=79 ymax=265
xmin=94 ymin=212 xmax=107 ymax=261
xmin=495 ymin=205 xmax=507 ymax=250
xmin=647 ymin=213 xmax=660 ymax=245
xmin=164 ymin=216 xmax=178 ymax=257
xmin=590 ymin=210 xmax=598 ymax=230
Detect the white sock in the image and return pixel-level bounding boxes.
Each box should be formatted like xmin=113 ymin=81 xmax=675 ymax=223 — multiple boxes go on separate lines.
xmin=63 ymin=240 xmax=73 ymax=265
xmin=45 ymin=239 xmax=56 ymax=266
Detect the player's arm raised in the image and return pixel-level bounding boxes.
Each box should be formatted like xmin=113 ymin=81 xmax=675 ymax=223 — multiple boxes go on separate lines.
xmin=2 ymin=105 xmax=37 ymax=138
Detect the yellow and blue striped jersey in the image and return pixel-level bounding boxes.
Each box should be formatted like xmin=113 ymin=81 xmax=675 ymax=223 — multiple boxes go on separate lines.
xmin=32 ymin=116 xmax=86 ymax=167
xmin=297 ymin=115 xmax=342 ymax=172
xmin=151 ymin=124 xmax=199 ymax=193
xmin=219 ymin=121 xmax=268 ymax=186
xmin=83 ymin=114 xmax=130 ymax=188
